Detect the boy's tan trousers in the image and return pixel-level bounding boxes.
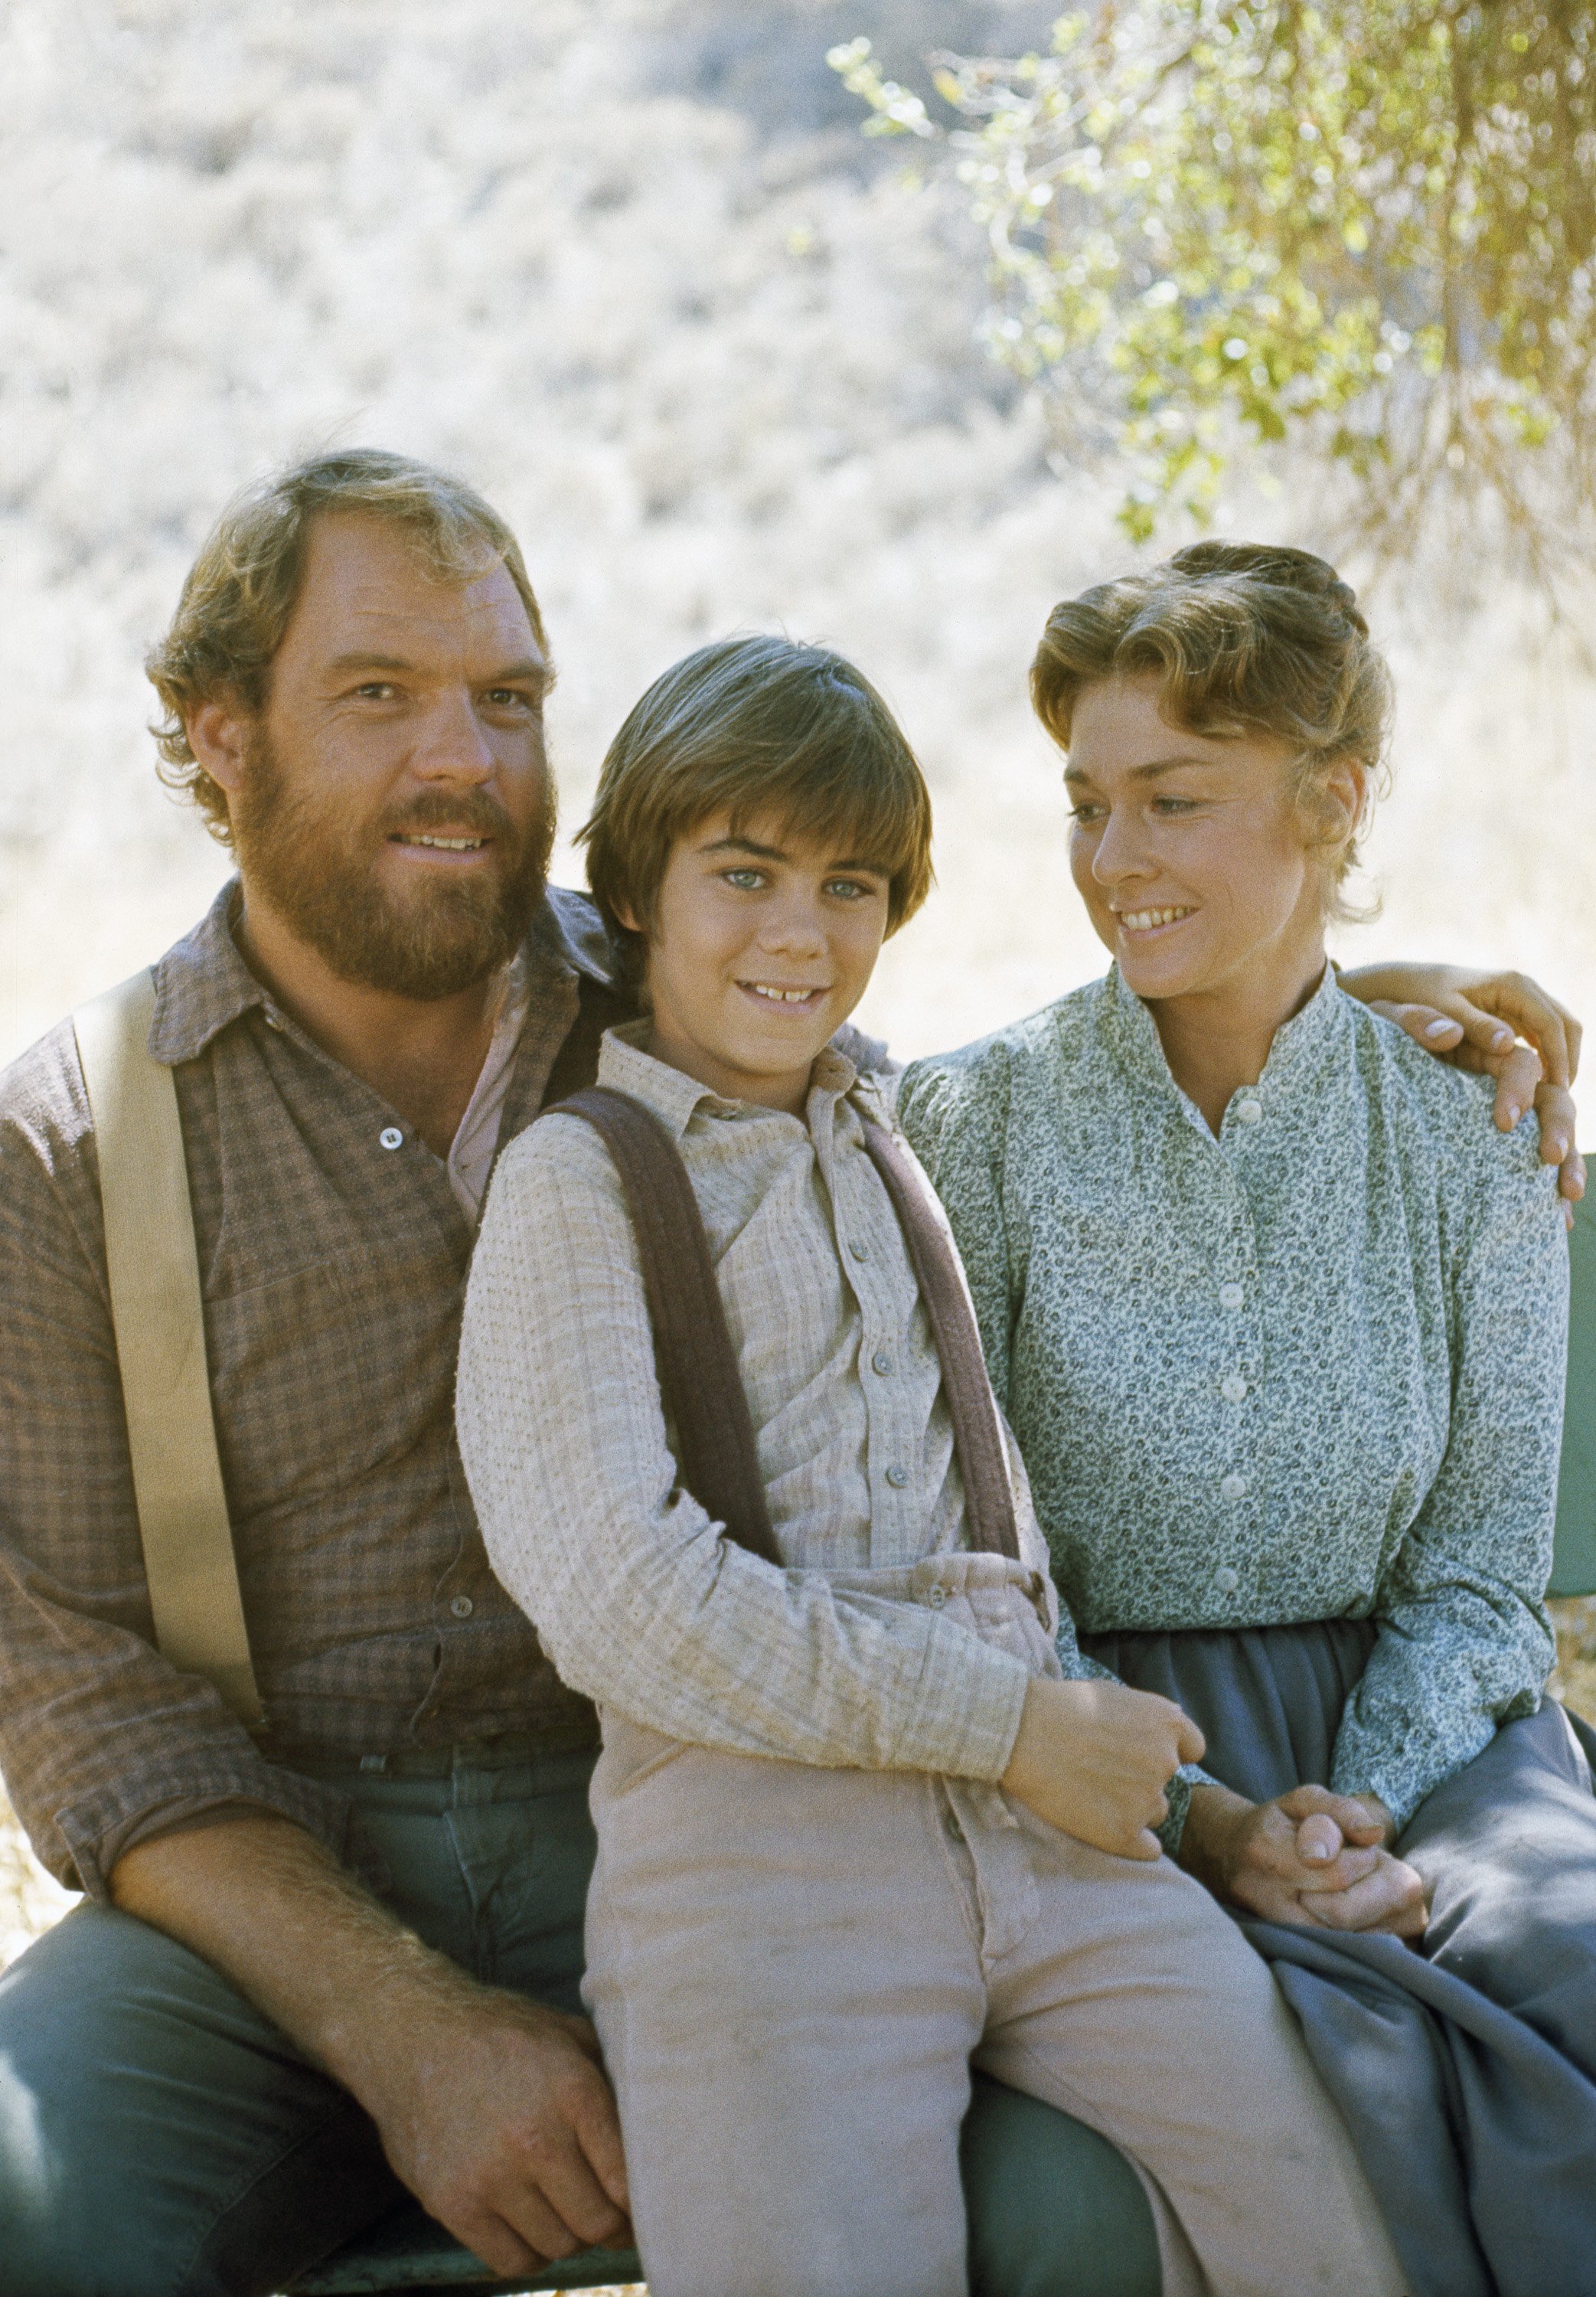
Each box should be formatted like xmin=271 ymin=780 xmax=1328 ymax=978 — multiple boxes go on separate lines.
xmin=585 ymin=1724 xmax=1407 ymax=2297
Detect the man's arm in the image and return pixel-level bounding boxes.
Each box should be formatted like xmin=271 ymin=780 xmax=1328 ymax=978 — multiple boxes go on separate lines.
xmin=1340 ymin=959 xmax=1583 ymax=1201
xmin=111 ymin=1815 xmax=630 ymax=2276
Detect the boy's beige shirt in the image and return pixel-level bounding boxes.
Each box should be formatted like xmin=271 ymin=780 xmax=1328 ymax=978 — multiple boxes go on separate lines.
xmin=458 ymin=1022 xmax=1059 ymax=1780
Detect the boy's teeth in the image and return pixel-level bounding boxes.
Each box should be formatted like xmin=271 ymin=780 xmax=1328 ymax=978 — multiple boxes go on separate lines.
xmin=750 ymin=984 xmax=818 ymax=1003
xmin=1121 ymin=906 xmax=1193 ymax=931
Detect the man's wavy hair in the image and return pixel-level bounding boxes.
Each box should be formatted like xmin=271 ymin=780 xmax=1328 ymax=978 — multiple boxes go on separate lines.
xmin=1030 ymin=541 xmax=1393 ymax=921
xmin=145 ymin=449 xmax=549 ymax=848
xmin=579 ymin=634 xmax=935 ymax=986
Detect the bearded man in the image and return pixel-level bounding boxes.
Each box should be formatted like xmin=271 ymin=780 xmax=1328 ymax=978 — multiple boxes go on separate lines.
xmin=0 ymin=450 xmax=1581 ymax=2297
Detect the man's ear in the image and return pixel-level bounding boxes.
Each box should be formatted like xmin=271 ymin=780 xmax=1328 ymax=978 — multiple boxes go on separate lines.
xmin=185 ymin=695 xmax=253 ymax=799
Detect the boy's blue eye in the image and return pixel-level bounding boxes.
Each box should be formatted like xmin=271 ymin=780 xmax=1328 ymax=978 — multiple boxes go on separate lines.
xmin=723 ymin=868 xmax=765 ymax=890
xmin=824 ymin=878 xmax=873 ymax=901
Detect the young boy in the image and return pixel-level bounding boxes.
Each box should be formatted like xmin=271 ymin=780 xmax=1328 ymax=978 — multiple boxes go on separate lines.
xmin=456 ymin=636 xmax=1405 ymax=2297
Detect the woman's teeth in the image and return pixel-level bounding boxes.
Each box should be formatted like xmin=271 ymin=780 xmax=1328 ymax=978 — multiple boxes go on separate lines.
xmin=1120 ymin=906 xmax=1195 ymax=932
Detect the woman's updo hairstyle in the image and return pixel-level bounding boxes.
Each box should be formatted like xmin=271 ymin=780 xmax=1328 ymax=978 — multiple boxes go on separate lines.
xmin=1030 ymin=541 xmax=1393 ymax=920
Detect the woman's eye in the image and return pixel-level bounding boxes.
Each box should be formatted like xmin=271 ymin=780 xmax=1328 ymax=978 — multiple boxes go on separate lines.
xmin=1152 ymin=796 xmax=1199 ymax=815
xmin=1068 ymin=803 xmax=1105 ymax=825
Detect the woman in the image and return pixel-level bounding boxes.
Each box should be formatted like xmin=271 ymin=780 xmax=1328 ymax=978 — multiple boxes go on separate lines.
xmin=900 ymin=542 xmax=1596 ymax=2297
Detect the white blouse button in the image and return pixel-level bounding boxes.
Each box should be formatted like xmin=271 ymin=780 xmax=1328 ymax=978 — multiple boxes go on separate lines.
xmin=928 ymin=1585 xmax=948 ymax=1609
xmin=1220 ymin=1472 xmax=1248 ymax=1501
xmin=1221 ymin=1374 xmax=1248 ymax=1403
xmin=886 ymin=1465 xmax=909 ymax=1488
xmin=1236 ymin=1098 xmax=1263 ymax=1125
xmin=1213 ymin=1565 xmax=1240 ymax=1594
xmin=1219 ymin=1282 xmax=1245 ymax=1310
xmin=379 ymin=1126 xmax=404 ymax=1152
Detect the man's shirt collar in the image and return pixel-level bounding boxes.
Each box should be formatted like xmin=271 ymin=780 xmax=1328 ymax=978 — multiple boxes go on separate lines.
xmin=147 ymin=877 xmax=615 ymax=1067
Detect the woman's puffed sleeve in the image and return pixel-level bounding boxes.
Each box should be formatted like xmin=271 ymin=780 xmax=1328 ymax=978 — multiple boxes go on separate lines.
xmin=899 ymin=1047 xmax=1020 ymax=1415
xmin=1331 ymin=1114 xmax=1568 ymax=1829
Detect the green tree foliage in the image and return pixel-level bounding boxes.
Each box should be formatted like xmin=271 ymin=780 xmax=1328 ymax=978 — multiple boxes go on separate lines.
xmin=831 ymin=4 xmax=1596 ymax=557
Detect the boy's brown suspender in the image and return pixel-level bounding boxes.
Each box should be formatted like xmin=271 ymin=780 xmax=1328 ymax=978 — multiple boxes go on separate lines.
xmin=556 ymin=1086 xmax=1020 ymax=1564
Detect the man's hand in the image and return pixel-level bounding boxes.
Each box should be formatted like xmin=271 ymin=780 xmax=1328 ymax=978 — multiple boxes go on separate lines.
xmin=1000 ymin=1675 xmax=1204 ymax=1859
xmin=1179 ymin=1781 xmax=1427 ymax=1938
xmin=340 ymin=1967 xmax=630 ymax=2275
xmin=1340 ymin=959 xmax=1584 ymax=1207
xmin=111 ymin=1813 xmax=630 ymax=2276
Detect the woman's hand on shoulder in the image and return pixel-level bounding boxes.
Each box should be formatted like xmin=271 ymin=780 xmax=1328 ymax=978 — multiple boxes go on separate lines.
xmin=1000 ymin=1676 xmax=1204 ymax=1861
xmin=1338 ymin=960 xmax=1584 ymax=1211
xmin=1180 ymin=1781 xmax=1428 ymax=1938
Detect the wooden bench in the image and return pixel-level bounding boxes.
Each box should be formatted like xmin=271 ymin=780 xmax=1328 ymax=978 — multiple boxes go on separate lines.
xmin=289 ymin=1196 xmax=1596 ymax=2297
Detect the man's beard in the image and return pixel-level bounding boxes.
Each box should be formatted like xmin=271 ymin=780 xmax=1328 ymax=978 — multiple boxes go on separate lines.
xmin=230 ymin=729 xmax=557 ymax=1000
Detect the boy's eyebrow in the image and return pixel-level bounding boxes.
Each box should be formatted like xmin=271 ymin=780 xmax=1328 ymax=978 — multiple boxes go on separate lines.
xmin=700 ymin=835 xmax=891 ymax=876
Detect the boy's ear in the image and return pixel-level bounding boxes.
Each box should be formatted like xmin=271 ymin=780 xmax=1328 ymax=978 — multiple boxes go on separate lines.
xmin=614 ymin=898 xmax=641 ymax=934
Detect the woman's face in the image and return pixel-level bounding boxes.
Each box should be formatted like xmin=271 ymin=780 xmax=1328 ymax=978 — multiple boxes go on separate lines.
xmin=1065 ymin=674 xmax=1349 ymax=1008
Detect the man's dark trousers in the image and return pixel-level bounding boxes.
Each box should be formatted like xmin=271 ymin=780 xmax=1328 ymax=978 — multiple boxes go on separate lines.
xmin=0 ymin=1743 xmax=1160 ymax=2297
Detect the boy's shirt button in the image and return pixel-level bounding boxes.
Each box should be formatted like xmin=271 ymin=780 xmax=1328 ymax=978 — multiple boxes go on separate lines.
xmin=848 ymin=1240 xmax=869 ymax=1260
xmin=871 ymin=1349 xmax=893 ymax=1375
xmin=886 ymin=1465 xmax=909 ymax=1488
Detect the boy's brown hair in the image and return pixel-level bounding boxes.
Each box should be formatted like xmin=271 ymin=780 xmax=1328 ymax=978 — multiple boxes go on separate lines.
xmin=1030 ymin=541 xmax=1393 ymax=920
xmin=579 ymin=636 xmax=935 ymax=974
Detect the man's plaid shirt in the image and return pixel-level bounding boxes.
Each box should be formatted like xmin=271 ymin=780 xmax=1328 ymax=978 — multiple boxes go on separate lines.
xmin=0 ymin=883 xmax=627 ymax=1897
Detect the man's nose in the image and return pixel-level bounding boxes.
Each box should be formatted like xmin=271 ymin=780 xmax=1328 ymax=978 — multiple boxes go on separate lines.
xmin=410 ymin=691 xmax=497 ymax=782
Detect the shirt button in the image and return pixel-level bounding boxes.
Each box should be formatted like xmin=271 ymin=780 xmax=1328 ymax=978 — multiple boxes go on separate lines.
xmin=449 ymin=1595 xmax=475 ymax=1619
xmin=849 ymin=1240 xmax=869 ymax=1261
xmin=1219 ymin=1282 xmax=1245 ymax=1310
xmin=1213 ymin=1565 xmax=1240 ymax=1595
xmin=1221 ymin=1374 xmax=1248 ymax=1403
xmin=886 ymin=1465 xmax=909 ymax=1488
xmin=872 ymin=1349 xmax=893 ymax=1376
xmin=1236 ymin=1098 xmax=1263 ymax=1125
xmin=1220 ymin=1472 xmax=1248 ymax=1501
xmin=927 ymin=1585 xmax=948 ymax=1609
xmin=379 ymin=1126 xmax=404 ymax=1152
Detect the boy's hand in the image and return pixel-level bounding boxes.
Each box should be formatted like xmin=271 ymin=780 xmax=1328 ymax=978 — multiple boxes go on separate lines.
xmin=1000 ymin=1676 xmax=1204 ymax=1859
xmin=1180 ymin=1781 xmax=1428 ymax=1938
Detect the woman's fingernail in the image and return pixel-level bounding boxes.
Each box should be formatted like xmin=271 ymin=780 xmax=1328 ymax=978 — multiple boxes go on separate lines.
xmin=1424 ymin=1018 xmax=1454 ymax=1039
xmin=1505 ymin=1105 xmax=1521 ymax=1126
xmin=1493 ymin=1027 xmax=1514 ymax=1048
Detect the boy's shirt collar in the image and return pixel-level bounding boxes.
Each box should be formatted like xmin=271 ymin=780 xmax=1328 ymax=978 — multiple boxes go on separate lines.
xmin=596 ymin=1021 xmax=883 ymax=1145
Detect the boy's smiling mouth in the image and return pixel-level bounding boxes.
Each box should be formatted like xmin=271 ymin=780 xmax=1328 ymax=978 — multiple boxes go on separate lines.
xmin=739 ymin=980 xmax=829 ymax=1011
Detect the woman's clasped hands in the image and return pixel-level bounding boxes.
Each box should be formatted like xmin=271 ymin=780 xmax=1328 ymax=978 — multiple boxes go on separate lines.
xmin=1180 ymin=1781 xmax=1428 ymax=1938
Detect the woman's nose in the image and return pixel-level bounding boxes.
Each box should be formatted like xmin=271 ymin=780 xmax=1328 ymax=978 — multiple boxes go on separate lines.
xmin=1091 ymin=809 xmax=1152 ymax=886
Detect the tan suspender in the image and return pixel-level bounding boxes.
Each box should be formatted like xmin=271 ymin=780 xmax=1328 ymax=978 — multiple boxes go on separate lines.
xmin=73 ymin=970 xmax=264 ymax=1728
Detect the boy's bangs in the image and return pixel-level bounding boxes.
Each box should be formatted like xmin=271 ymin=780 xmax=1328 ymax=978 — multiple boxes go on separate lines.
xmin=724 ymin=745 xmax=926 ymax=897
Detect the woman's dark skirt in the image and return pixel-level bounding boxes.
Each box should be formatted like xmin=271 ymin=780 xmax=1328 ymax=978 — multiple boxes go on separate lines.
xmin=1080 ymin=1619 xmax=1596 ymax=2297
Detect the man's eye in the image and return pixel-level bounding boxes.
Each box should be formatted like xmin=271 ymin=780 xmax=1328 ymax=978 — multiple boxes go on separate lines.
xmin=354 ymin=682 xmax=398 ymax=701
xmin=484 ymin=688 xmax=532 ymax=709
